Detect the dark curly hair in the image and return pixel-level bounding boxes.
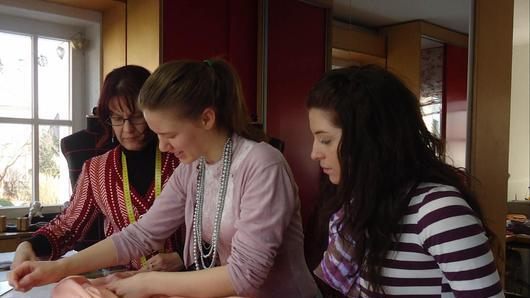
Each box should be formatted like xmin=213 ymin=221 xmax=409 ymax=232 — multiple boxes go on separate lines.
xmin=307 ymin=64 xmax=494 ymax=294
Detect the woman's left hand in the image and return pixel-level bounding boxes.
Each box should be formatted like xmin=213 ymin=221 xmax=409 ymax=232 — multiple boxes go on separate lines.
xmin=143 ymin=252 xmax=184 ymax=272
xmin=105 ymin=272 xmax=153 ymax=298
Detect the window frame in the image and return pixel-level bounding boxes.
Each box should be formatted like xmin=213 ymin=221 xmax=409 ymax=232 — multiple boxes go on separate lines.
xmin=0 ymin=17 xmax=84 ymax=216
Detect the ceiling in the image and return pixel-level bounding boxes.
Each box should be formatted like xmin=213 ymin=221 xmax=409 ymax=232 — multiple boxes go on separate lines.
xmin=513 ymin=0 xmax=529 ymax=45
xmin=333 ymin=0 xmax=529 ymax=45
xmin=333 ymin=0 xmax=471 ymax=34
xmin=23 ymin=0 xmax=530 ymax=46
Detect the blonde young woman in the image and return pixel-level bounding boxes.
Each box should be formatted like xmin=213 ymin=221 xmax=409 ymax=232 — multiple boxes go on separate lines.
xmin=9 ymin=59 xmax=318 ymax=298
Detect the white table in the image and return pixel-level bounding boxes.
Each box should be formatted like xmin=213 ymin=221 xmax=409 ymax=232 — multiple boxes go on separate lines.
xmin=0 ymin=252 xmax=58 ymax=297
xmin=0 ymin=272 xmax=55 ymax=298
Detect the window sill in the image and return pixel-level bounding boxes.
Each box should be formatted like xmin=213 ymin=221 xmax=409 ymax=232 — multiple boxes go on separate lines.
xmin=0 ymin=205 xmax=62 ymax=222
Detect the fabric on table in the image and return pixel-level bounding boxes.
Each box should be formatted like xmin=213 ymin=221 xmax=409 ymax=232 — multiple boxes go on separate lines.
xmin=52 ymin=273 xmax=248 ymax=298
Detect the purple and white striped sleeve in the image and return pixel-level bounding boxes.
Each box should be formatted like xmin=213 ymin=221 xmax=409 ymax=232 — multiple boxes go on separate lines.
xmin=417 ymin=188 xmax=503 ymax=297
xmin=314 ymin=211 xmax=360 ymax=297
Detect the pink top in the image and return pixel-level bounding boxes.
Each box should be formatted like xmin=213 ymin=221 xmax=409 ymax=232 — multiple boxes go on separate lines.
xmin=111 ymin=134 xmax=318 ymax=297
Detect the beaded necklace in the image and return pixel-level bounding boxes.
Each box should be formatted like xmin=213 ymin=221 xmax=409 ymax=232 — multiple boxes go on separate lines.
xmin=192 ymin=137 xmax=233 ymax=270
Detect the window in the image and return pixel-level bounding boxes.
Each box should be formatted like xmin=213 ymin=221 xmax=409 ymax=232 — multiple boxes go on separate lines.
xmin=0 ymin=31 xmax=72 ymax=207
xmin=420 ymin=41 xmax=445 ymax=139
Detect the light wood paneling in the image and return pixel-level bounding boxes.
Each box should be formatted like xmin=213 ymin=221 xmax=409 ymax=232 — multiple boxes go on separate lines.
xmin=44 ymin=0 xmax=123 ymax=12
xmin=127 ymin=0 xmax=160 ymax=72
xmin=102 ymin=1 xmax=125 ymax=78
xmin=469 ymin=0 xmax=514 ymax=279
xmin=333 ymin=24 xmax=385 ymax=58
xmin=332 ymin=48 xmax=385 ymax=67
xmin=420 ymin=21 xmax=468 ymax=48
xmin=0 ymin=232 xmax=33 ymax=253
xmin=381 ymin=21 xmax=422 ymax=97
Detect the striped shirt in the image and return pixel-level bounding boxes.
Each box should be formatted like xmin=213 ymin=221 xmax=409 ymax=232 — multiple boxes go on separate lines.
xmin=315 ymin=183 xmax=503 ymax=297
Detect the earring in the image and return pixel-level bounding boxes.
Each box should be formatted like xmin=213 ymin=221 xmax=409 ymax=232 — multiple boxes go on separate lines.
xmin=111 ymin=131 xmax=116 ymax=143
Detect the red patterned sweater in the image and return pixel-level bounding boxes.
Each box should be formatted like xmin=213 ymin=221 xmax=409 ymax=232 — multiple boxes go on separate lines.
xmin=31 ymin=145 xmax=180 ymax=269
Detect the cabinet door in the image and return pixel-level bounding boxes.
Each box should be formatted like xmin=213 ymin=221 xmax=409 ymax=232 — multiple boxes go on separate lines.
xmin=162 ymin=0 xmax=258 ymax=119
xmin=267 ymin=0 xmax=329 ymax=224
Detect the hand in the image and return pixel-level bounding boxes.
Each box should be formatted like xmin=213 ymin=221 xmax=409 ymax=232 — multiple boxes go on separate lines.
xmin=8 ymin=260 xmax=65 ymax=292
xmin=91 ymin=271 xmax=139 ymax=286
xmin=142 ymin=252 xmax=184 ymax=272
xmin=11 ymin=241 xmax=37 ymax=270
xmin=105 ymin=272 xmax=153 ymax=298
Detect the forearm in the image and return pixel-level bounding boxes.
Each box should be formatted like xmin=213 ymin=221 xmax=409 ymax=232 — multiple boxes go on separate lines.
xmin=57 ymin=238 xmax=119 ymax=276
xmin=146 ymin=265 xmax=236 ymax=297
xmin=25 ymin=234 xmax=52 ymax=258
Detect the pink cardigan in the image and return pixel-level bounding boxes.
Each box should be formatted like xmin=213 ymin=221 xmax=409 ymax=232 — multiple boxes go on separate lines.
xmin=111 ymin=135 xmax=318 ymax=297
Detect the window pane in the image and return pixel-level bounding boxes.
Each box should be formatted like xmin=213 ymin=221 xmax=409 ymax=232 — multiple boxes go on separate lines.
xmin=420 ymin=46 xmax=444 ymax=138
xmin=0 ymin=32 xmax=32 ymax=118
xmin=39 ymin=125 xmax=72 ymax=205
xmin=0 ymin=124 xmax=32 ymax=207
xmin=38 ymin=37 xmax=71 ymax=120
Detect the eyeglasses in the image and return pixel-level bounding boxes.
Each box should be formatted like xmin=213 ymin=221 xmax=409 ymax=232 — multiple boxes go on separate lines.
xmin=107 ymin=115 xmax=146 ymax=126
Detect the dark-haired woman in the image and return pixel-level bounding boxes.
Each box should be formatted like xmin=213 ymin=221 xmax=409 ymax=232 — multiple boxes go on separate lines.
xmin=308 ymin=65 xmax=503 ymax=297
xmin=11 ymin=65 xmax=182 ymax=272
xmin=9 ymin=59 xmax=318 ymax=298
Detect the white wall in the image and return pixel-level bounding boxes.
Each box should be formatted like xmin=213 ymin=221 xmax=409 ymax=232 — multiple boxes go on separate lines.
xmin=508 ymin=43 xmax=530 ymax=201
xmin=84 ymin=23 xmax=101 ymax=115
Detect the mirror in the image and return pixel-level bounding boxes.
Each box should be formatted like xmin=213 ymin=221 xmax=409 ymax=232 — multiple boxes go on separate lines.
xmin=331 ymin=1 xmax=471 ymax=168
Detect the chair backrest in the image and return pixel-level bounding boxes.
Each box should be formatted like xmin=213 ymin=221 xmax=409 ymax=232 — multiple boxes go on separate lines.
xmin=250 ymin=122 xmax=285 ymax=153
xmin=59 ymin=117 xmax=115 ymax=251
xmin=268 ymin=137 xmax=285 ymax=153
xmin=60 ymin=117 xmax=115 ymax=189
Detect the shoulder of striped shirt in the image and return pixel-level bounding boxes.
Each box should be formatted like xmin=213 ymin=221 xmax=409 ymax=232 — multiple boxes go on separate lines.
xmin=409 ymin=182 xmax=461 ymax=205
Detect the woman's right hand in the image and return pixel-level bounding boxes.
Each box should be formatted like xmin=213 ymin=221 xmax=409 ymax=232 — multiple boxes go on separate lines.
xmin=8 ymin=260 xmax=65 ymax=292
xmin=11 ymin=241 xmax=37 ymax=270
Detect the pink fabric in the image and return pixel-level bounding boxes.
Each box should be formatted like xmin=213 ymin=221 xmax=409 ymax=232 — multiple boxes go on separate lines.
xmin=52 ymin=273 xmax=248 ymax=298
xmin=53 ymin=272 xmax=169 ymax=298
xmin=52 ymin=275 xmax=119 ymax=298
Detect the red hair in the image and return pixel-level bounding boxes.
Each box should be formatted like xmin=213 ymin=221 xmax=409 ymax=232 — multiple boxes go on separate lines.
xmin=96 ymin=65 xmax=151 ymax=147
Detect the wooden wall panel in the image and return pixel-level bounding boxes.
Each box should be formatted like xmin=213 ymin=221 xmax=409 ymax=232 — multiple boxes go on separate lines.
xmin=469 ymin=0 xmax=514 ymax=278
xmin=332 ymin=48 xmax=386 ymax=67
xmin=332 ymin=24 xmax=385 ymax=58
xmin=381 ymin=22 xmax=422 ymax=97
xmin=127 ymin=0 xmax=160 ymax=72
xmin=45 ymin=0 xmax=121 ymax=12
xmin=420 ymin=21 xmax=468 ymax=48
xmin=102 ymin=1 xmax=125 ymax=78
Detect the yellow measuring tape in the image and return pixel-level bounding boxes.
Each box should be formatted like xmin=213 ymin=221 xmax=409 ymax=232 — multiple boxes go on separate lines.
xmin=121 ymin=147 xmax=162 ymax=268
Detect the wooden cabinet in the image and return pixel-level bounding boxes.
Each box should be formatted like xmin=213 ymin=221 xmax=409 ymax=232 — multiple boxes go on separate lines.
xmin=0 ymin=232 xmax=33 ymax=253
xmin=103 ymin=0 xmax=331 ymax=226
xmin=266 ymin=0 xmax=330 ymax=223
xmin=160 ymin=0 xmax=258 ymax=120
